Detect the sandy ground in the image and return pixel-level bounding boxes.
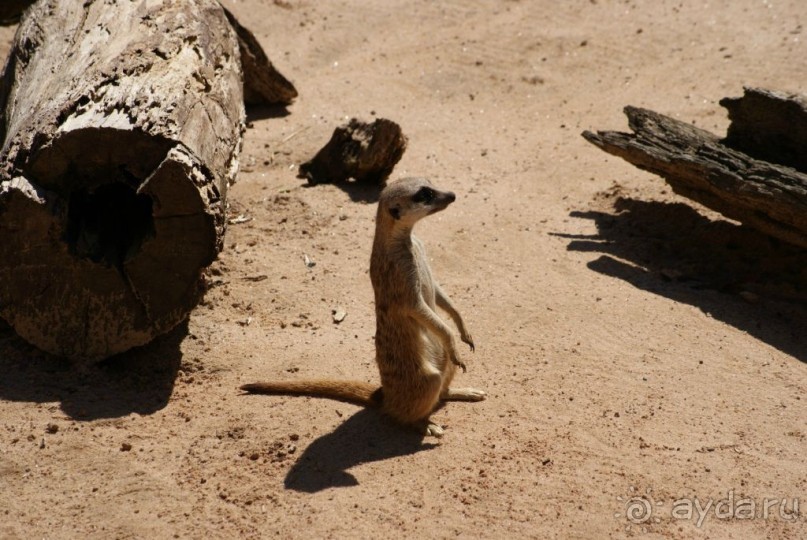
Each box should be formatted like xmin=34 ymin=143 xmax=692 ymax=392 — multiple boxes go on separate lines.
xmin=1 ymin=0 xmax=805 ymax=538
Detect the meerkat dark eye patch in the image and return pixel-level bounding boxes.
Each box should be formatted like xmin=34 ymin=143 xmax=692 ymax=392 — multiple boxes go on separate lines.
xmin=412 ymin=187 xmax=434 ymax=204
xmin=389 ymin=206 xmax=401 ymax=220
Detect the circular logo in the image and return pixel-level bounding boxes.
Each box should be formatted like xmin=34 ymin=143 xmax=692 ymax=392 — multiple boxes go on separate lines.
xmin=615 ymin=487 xmax=663 ymax=531
xmin=624 ymin=495 xmax=653 ymax=524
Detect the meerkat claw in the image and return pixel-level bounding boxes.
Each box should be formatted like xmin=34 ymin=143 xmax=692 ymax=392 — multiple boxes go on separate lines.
xmin=452 ymin=357 xmax=467 ymax=373
xmin=459 ymin=330 xmax=474 ymax=350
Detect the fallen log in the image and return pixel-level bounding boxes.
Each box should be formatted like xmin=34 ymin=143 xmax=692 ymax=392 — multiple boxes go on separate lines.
xmin=0 ymin=0 xmax=292 ymax=362
xmin=582 ymin=88 xmax=807 ymax=250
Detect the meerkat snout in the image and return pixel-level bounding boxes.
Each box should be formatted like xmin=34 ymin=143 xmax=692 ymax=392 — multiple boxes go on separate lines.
xmin=427 ymin=189 xmax=455 ymax=214
xmin=383 ymin=178 xmax=457 ymax=223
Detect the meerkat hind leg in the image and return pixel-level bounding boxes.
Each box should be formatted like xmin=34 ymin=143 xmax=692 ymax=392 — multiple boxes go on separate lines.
xmin=442 ymin=387 xmax=487 ymax=402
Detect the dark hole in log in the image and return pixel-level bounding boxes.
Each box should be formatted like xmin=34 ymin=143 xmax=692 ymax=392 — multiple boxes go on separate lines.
xmin=65 ymin=182 xmax=155 ymax=271
xmin=720 ymin=89 xmax=807 ymax=174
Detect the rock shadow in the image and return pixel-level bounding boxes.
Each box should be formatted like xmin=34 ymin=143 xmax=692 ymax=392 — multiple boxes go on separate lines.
xmin=301 ymin=177 xmax=384 ymax=204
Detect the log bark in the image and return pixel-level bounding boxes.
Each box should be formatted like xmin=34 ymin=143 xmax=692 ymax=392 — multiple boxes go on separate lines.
xmin=0 ymin=0 xmax=247 ymax=362
xmin=0 ymin=0 xmax=301 ymax=109
xmin=582 ymin=89 xmax=807 ymax=250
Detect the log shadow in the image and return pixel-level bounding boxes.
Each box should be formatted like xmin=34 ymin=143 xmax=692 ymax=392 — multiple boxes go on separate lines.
xmin=556 ymin=196 xmax=807 ymax=363
xmin=0 ymin=319 xmax=185 ymax=419
xmin=284 ymin=408 xmax=437 ymax=492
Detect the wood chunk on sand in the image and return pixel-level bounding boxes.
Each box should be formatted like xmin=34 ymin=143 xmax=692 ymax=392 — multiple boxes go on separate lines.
xmin=299 ymin=118 xmax=407 ymax=185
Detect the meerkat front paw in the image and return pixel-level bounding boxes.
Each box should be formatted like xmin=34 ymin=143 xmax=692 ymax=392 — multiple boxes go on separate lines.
xmin=461 ymin=332 xmax=475 ymax=351
xmin=450 ymin=351 xmax=467 ymax=373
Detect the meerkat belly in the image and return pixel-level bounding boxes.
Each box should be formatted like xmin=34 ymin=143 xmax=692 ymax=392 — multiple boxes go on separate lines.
xmin=375 ymin=313 xmax=443 ymax=378
xmin=375 ymin=313 xmax=445 ymax=422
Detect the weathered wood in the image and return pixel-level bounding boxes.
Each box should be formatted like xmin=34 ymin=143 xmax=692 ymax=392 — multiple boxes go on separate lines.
xmin=299 ymin=118 xmax=408 ymax=185
xmin=0 ymin=0 xmax=247 ymax=362
xmin=0 ymin=1 xmax=299 ymax=106
xmin=582 ymin=93 xmax=807 ymax=250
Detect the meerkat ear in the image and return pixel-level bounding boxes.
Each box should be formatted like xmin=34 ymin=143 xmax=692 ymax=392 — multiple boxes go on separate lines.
xmin=389 ymin=207 xmax=401 ymax=220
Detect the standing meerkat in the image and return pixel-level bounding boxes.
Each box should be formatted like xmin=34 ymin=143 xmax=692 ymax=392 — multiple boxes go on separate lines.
xmin=241 ymin=177 xmax=485 ymax=437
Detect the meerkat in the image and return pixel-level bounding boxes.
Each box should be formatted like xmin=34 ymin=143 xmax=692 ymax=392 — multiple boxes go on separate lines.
xmin=240 ymin=177 xmax=485 ymax=437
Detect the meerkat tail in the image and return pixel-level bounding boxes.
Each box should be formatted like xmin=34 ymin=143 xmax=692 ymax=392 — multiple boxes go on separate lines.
xmin=239 ymin=380 xmax=383 ymax=408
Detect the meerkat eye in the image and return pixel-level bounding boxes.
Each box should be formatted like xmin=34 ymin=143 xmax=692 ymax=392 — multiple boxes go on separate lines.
xmin=412 ymin=187 xmax=434 ymax=204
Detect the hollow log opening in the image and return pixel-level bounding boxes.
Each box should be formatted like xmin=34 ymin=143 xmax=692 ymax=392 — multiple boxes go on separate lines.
xmin=65 ymin=182 xmax=155 ymax=270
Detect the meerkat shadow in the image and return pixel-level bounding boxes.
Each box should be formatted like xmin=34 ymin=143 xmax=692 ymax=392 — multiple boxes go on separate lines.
xmin=284 ymin=408 xmax=438 ymax=492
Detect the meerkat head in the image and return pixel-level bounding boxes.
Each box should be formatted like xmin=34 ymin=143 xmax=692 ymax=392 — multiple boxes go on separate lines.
xmin=379 ymin=177 xmax=456 ymax=227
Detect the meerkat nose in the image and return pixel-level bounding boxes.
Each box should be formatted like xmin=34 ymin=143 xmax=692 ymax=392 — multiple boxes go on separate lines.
xmin=445 ymin=192 xmax=456 ymax=203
